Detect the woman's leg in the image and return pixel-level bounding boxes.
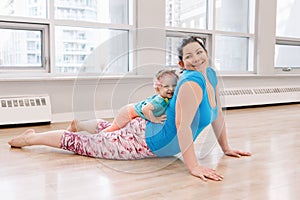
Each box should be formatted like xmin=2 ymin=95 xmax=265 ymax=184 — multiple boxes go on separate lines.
xmin=8 ymin=118 xmax=155 ymax=160
xmin=8 ymin=129 xmax=64 ymax=148
xmin=62 ymin=118 xmax=156 ymax=160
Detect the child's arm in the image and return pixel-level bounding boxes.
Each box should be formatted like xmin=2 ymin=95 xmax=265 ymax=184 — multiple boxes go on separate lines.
xmin=142 ymin=103 xmax=166 ymax=124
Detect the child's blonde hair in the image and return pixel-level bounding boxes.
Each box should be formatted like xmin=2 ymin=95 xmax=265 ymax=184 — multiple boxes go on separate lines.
xmin=153 ymin=69 xmax=179 ymax=89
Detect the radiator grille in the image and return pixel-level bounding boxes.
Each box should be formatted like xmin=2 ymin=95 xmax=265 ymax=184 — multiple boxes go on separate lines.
xmin=0 ymin=95 xmax=51 ymax=125
xmin=219 ymin=86 xmax=300 ymax=107
xmin=1 ymin=97 xmax=47 ymax=108
xmin=220 ymin=87 xmax=300 ymax=96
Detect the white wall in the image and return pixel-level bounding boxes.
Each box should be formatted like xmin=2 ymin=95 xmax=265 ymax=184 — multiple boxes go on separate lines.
xmin=1 ymin=74 xmax=299 ymax=123
xmin=0 ymin=0 xmax=299 ymax=123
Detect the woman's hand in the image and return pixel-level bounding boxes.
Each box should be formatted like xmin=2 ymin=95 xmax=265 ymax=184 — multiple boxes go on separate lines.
xmin=189 ymin=165 xmax=224 ymax=182
xmin=224 ymin=149 xmax=252 ymax=158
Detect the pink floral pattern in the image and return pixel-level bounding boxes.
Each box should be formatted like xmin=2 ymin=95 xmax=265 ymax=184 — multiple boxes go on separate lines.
xmin=60 ymin=117 xmax=156 ymax=160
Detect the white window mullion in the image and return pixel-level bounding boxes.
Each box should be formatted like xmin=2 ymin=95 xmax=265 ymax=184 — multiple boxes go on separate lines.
xmin=48 ymin=0 xmax=56 ymax=74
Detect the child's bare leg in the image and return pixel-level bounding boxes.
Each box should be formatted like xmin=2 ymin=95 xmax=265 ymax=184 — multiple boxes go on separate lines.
xmin=8 ymin=129 xmax=64 ymax=148
xmin=103 ymin=104 xmax=136 ymax=132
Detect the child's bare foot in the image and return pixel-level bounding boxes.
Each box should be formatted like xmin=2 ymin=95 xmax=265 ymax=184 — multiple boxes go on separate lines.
xmin=67 ymin=119 xmax=78 ymax=132
xmin=8 ymin=129 xmax=35 ymax=148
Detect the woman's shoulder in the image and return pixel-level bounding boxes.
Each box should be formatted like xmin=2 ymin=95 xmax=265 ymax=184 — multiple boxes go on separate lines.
xmin=206 ymin=67 xmax=217 ymax=76
xmin=180 ymin=70 xmax=206 ymax=86
xmin=181 ymin=70 xmax=204 ymax=80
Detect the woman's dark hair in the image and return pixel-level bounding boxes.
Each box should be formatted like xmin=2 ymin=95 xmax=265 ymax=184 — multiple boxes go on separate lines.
xmin=177 ymin=36 xmax=207 ymax=61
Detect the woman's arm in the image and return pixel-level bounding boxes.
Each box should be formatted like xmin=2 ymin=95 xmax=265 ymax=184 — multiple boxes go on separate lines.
xmin=212 ymin=85 xmax=252 ymax=157
xmin=176 ymin=81 xmax=223 ymax=181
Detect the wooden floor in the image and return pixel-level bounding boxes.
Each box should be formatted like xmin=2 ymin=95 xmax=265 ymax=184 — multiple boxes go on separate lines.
xmin=0 ymin=104 xmax=299 ymax=200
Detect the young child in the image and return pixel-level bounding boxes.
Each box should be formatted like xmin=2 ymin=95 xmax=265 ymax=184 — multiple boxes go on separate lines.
xmin=102 ymin=69 xmax=179 ymax=132
xmin=67 ymin=69 xmax=179 ymax=133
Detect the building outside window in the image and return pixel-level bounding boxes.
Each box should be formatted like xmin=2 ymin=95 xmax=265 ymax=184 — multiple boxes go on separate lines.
xmin=0 ymin=0 xmax=131 ymax=74
xmin=165 ymin=0 xmax=255 ymax=73
xmin=0 ymin=27 xmax=44 ymax=69
xmin=1 ymin=0 xmax=299 ymax=75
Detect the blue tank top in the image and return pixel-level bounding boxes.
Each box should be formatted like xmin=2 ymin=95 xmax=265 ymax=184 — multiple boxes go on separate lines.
xmin=145 ymin=67 xmax=219 ymax=157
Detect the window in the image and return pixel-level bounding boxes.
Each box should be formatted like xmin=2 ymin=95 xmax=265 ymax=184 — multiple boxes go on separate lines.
xmin=275 ymin=0 xmax=300 ymax=72
xmin=0 ymin=22 xmax=48 ymax=71
xmin=55 ymin=26 xmax=129 ymax=73
xmin=0 ymin=0 xmax=47 ymax=18
xmin=0 ymin=0 xmax=132 ymax=74
xmin=215 ymin=0 xmax=251 ymax=33
xmin=166 ymin=35 xmax=183 ymax=67
xmin=165 ymin=0 xmax=255 ymax=73
xmin=166 ymin=0 xmax=207 ymax=29
xmin=215 ymin=35 xmax=253 ymax=72
xmin=275 ymin=43 xmax=300 ymax=69
xmin=54 ymin=0 xmax=129 ymax=24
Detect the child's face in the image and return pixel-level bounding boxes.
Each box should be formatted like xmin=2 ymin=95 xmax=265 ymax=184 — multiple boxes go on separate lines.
xmin=157 ymin=75 xmax=177 ymax=99
xmin=181 ymin=42 xmax=208 ymax=71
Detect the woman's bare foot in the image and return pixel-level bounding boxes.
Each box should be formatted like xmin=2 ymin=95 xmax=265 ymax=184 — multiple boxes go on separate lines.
xmin=8 ymin=129 xmax=35 ymax=148
xmin=67 ymin=119 xmax=78 ymax=132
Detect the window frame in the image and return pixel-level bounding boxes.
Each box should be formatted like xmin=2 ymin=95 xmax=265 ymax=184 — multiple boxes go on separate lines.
xmin=274 ymin=0 xmax=300 ymax=74
xmin=0 ymin=21 xmax=50 ymax=73
xmin=0 ymin=0 xmax=135 ymax=76
xmin=213 ymin=31 xmax=255 ymax=74
xmin=274 ymin=37 xmax=300 ymax=74
xmin=165 ymin=0 xmax=256 ymax=74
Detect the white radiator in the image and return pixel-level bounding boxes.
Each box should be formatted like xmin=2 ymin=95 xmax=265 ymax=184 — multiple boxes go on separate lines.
xmin=0 ymin=95 xmax=52 ymax=125
xmin=220 ymin=86 xmax=300 ymax=107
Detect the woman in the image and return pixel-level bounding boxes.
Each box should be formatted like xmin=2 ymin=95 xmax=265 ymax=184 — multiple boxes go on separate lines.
xmin=8 ymin=36 xmax=251 ymax=181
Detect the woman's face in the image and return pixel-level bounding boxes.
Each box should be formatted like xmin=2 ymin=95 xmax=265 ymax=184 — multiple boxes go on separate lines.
xmin=181 ymin=42 xmax=208 ymax=71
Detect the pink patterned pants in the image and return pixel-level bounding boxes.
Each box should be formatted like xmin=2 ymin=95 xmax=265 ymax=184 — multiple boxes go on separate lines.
xmin=60 ymin=117 xmax=156 ymax=160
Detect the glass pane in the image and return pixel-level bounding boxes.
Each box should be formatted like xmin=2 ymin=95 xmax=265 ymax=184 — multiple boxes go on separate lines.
xmin=55 ymin=26 xmax=129 ymax=73
xmin=166 ymin=0 xmax=207 ymax=29
xmin=166 ymin=36 xmax=183 ymax=67
xmin=0 ymin=0 xmax=47 ymax=18
xmin=55 ymin=0 xmax=129 ymax=24
xmin=215 ymin=0 xmax=250 ymax=33
xmin=275 ymin=45 xmax=300 ymax=68
xmin=0 ymin=29 xmax=42 ymax=68
xmin=276 ymin=0 xmax=300 ymax=38
xmin=215 ymin=36 xmax=250 ymax=72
